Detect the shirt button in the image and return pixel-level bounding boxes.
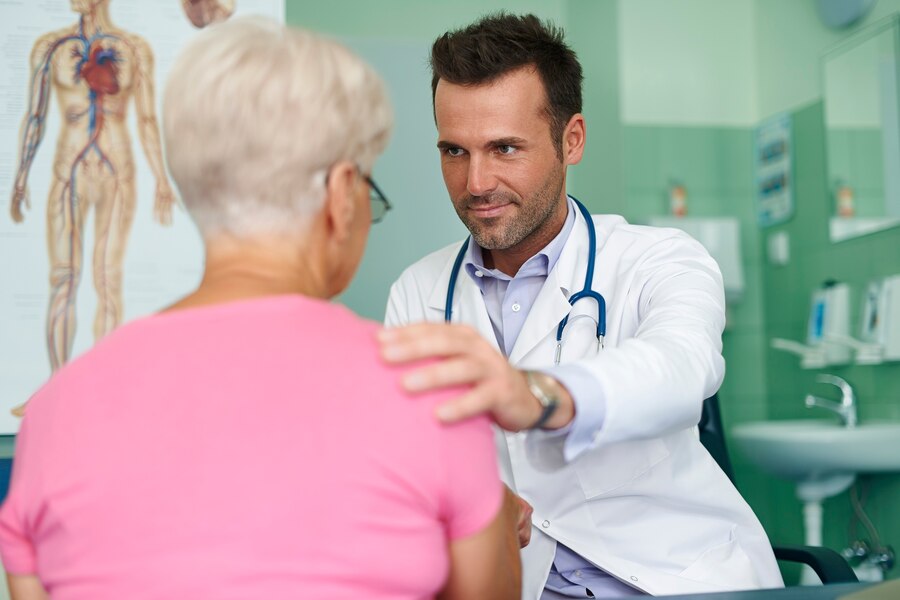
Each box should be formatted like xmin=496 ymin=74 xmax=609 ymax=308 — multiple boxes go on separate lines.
xmin=541 ymin=520 xmax=550 ymax=528
xmin=475 ymin=270 xmax=484 ymax=278
xmin=511 ymin=303 xmax=521 ymax=312
xmin=574 ymin=570 xmax=582 ymax=578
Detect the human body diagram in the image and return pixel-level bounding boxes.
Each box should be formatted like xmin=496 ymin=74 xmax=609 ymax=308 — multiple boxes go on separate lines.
xmin=9 ymin=0 xmax=175 ymax=374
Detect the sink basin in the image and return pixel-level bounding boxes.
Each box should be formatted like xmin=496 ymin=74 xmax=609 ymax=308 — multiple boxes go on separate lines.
xmin=731 ymin=419 xmax=900 ymax=584
xmin=731 ymin=420 xmax=900 ymax=481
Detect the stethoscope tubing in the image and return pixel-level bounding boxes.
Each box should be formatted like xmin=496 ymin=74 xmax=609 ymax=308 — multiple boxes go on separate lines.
xmin=444 ymin=196 xmax=606 ymax=363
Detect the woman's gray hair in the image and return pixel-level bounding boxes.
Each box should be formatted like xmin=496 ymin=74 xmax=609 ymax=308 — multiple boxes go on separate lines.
xmin=163 ymin=16 xmax=393 ymax=238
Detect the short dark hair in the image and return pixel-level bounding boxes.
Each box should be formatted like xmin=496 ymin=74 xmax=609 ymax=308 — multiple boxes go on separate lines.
xmin=430 ymin=12 xmax=583 ymax=159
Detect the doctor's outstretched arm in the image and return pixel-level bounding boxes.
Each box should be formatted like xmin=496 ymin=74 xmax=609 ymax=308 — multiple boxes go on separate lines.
xmin=381 ymin=232 xmax=725 ymax=461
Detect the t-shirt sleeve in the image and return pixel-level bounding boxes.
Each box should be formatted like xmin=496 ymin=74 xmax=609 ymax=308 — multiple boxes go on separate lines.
xmin=438 ymin=415 xmax=504 ymax=541
xmin=0 ymin=416 xmax=38 ymax=575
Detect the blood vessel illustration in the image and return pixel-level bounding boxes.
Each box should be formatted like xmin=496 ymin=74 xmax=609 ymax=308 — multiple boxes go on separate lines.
xmin=9 ymin=0 xmax=175 ymax=375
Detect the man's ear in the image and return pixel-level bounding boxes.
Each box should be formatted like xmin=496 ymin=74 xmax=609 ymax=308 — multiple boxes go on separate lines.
xmin=323 ymin=161 xmax=358 ymax=242
xmin=562 ymin=113 xmax=586 ymax=166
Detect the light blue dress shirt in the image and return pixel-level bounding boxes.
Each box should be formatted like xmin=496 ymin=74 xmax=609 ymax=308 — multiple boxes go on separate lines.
xmin=462 ymin=197 xmax=646 ymax=599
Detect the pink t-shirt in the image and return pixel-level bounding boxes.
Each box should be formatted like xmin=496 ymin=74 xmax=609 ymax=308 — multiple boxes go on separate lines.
xmin=0 ymin=295 xmax=502 ymax=600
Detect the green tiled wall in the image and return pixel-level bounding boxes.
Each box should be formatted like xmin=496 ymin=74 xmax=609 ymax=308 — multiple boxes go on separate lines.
xmin=624 ymin=106 xmax=900 ymax=583
xmin=761 ymin=102 xmax=900 ymax=580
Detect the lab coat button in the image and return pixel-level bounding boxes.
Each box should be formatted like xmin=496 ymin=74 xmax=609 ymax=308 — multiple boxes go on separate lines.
xmin=630 ymin=576 xmax=639 ymax=582
xmin=541 ymin=520 xmax=550 ymax=528
xmin=512 ymin=303 xmax=521 ymax=312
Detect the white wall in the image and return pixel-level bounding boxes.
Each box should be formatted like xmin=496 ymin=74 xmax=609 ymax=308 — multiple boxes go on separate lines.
xmin=618 ymin=0 xmax=900 ymax=125
xmin=618 ymin=0 xmax=758 ymax=125
xmin=754 ymin=0 xmax=900 ymax=119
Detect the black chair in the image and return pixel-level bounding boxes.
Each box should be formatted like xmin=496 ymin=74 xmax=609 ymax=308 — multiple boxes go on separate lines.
xmin=698 ymin=394 xmax=858 ymax=584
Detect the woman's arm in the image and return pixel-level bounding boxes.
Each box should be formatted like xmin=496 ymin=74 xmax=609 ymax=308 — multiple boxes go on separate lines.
xmin=439 ymin=487 xmax=521 ymax=600
xmin=6 ymin=574 xmax=48 ymax=600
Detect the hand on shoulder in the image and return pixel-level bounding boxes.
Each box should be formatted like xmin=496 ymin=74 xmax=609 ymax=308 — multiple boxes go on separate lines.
xmin=377 ymin=322 xmax=574 ymax=431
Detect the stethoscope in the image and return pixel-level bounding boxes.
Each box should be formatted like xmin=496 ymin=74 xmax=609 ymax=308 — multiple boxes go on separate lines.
xmin=444 ymin=197 xmax=606 ymax=365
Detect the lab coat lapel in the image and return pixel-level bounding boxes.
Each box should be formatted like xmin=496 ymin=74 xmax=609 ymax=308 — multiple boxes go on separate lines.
xmin=508 ymin=208 xmax=592 ymax=365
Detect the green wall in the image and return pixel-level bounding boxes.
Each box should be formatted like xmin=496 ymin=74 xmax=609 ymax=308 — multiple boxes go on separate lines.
xmin=288 ymin=0 xmax=564 ymax=40
xmin=566 ymin=0 xmax=625 ymax=217
xmin=618 ymin=106 xmax=900 ymax=585
xmin=760 ymin=102 xmax=900 ymax=579
xmin=752 ymin=1 xmax=900 ymax=582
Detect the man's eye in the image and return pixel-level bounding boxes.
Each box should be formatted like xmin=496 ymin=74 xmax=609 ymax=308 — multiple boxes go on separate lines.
xmin=444 ymin=147 xmax=465 ymax=157
xmin=497 ymin=145 xmax=517 ymax=155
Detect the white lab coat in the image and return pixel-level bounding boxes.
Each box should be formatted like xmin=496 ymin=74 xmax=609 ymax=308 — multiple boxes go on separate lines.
xmin=385 ymin=208 xmax=784 ymax=599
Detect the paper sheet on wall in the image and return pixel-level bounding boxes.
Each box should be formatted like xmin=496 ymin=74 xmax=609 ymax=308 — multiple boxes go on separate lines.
xmin=0 ymin=1 xmax=285 ymax=435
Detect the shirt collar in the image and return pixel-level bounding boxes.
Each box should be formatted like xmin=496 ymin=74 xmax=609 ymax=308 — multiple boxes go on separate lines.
xmin=463 ymin=196 xmax=577 ymax=288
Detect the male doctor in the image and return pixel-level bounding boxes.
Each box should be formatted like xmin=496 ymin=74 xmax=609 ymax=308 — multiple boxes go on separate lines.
xmin=379 ymin=13 xmax=784 ymax=600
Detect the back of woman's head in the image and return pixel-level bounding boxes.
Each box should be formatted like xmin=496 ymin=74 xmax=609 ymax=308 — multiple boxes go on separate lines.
xmin=163 ymin=17 xmax=393 ymax=238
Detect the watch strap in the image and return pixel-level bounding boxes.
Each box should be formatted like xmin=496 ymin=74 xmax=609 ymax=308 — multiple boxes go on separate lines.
xmin=524 ymin=370 xmax=559 ymax=430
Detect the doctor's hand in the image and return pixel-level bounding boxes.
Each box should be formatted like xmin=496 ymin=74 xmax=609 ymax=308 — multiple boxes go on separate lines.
xmin=377 ymin=322 xmax=574 ymax=432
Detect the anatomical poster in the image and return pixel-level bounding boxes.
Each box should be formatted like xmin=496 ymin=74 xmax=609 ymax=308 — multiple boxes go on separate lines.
xmin=0 ymin=0 xmax=285 ymax=435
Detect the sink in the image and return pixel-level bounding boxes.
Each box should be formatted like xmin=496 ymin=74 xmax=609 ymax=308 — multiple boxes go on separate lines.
xmin=730 ymin=419 xmax=900 ymax=585
xmin=731 ymin=420 xmax=900 ymax=481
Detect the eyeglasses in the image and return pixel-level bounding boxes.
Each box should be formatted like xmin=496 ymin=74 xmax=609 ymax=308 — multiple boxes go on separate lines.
xmin=363 ymin=174 xmax=391 ymax=224
xmin=325 ymin=166 xmax=392 ymax=224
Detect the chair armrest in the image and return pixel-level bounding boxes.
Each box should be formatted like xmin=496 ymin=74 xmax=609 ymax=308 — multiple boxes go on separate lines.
xmin=773 ymin=544 xmax=858 ymax=584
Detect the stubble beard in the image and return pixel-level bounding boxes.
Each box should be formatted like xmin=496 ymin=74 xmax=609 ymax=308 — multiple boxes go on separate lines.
xmin=456 ymin=165 xmax=566 ymax=251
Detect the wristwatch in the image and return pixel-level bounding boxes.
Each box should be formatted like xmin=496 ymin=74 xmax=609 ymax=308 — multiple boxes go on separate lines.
xmin=523 ymin=370 xmax=560 ymax=429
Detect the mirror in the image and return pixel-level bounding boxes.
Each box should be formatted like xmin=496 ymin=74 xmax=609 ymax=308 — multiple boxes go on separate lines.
xmin=823 ymin=15 xmax=900 ymax=242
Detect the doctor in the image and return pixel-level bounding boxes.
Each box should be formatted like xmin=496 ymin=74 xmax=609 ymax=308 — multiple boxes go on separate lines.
xmin=379 ymin=13 xmax=784 ymax=600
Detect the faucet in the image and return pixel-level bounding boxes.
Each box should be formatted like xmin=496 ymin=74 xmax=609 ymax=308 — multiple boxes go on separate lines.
xmin=805 ymin=374 xmax=858 ymax=428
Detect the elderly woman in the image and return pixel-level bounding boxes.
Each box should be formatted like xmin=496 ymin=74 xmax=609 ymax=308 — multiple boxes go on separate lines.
xmin=0 ymin=17 xmax=519 ymax=600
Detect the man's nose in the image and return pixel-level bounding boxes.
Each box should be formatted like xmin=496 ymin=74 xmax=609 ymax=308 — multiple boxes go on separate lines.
xmin=466 ymin=156 xmax=498 ymax=197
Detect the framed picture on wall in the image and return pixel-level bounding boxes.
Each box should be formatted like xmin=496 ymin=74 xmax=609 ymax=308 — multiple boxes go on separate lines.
xmin=755 ymin=113 xmax=794 ymax=228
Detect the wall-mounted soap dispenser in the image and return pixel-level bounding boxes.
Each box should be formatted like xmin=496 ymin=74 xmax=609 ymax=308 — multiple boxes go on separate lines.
xmin=646 ymin=216 xmax=744 ymax=303
xmin=811 ymin=281 xmax=853 ymax=365
xmin=810 ymin=282 xmax=851 ymax=345
xmin=812 ymin=275 xmax=900 ymax=365
xmin=861 ymin=275 xmax=900 ymax=362
xmin=772 ymin=280 xmax=852 ymax=368
xmin=849 ymin=281 xmax=890 ymax=364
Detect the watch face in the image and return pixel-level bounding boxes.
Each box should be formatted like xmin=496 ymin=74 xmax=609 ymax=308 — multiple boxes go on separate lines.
xmin=525 ymin=371 xmax=560 ymax=430
xmin=526 ymin=371 xmax=558 ymax=407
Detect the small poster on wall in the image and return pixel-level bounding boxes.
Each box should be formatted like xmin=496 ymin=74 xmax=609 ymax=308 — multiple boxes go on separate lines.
xmin=755 ymin=113 xmax=794 ymax=228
